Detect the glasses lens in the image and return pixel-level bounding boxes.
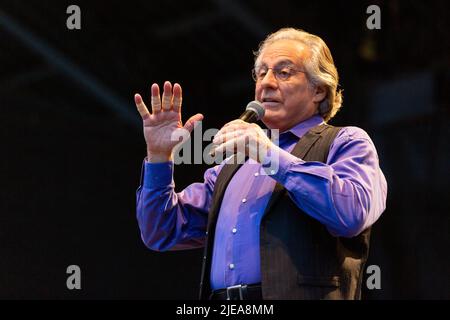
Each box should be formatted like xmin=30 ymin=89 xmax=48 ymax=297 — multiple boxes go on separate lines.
xmin=274 ymin=67 xmax=291 ymax=81
xmin=253 ymin=67 xmax=267 ymax=81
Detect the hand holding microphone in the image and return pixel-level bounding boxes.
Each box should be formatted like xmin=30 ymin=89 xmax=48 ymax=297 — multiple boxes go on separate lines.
xmin=211 ymin=101 xmax=274 ymax=163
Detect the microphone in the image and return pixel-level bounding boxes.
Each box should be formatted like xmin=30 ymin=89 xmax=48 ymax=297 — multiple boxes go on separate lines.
xmin=239 ymin=100 xmax=265 ymax=123
xmin=210 ymin=100 xmax=265 ymax=158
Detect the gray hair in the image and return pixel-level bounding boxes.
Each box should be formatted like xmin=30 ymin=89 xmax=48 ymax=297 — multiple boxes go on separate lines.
xmin=254 ymin=28 xmax=343 ymax=122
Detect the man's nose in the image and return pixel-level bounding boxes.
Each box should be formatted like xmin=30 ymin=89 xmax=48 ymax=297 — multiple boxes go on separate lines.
xmin=259 ymin=69 xmax=278 ymax=89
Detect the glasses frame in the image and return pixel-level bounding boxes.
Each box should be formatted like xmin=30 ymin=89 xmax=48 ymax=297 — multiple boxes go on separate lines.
xmin=252 ymin=64 xmax=306 ymax=82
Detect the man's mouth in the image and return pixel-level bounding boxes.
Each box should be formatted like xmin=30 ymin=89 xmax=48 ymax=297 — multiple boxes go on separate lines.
xmin=261 ymin=97 xmax=281 ymax=107
xmin=262 ymin=97 xmax=281 ymax=103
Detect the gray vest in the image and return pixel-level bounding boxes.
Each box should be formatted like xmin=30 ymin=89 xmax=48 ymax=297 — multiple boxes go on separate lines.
xmin=199 ymin=124 xmax=371 ymax=299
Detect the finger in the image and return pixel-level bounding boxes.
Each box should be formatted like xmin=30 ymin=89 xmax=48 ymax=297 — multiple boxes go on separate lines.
xmin=216 ymin=120 xmax=248 ymax=137
xmin=213 ymin=135 xmax=247 ymax=155
xmin=213 ymin=129 xmax=245 ymax=144
xmin=161 ymin=81 xmax=173 ymax=111
xmin=183 ymin=113 xmax=204 ymax=133
xmin=151 ymin=83 xmax=162 ymax=113
xmin=173 ymin=83 xmax=182 ymax=113
xmin=222 ymin=119 xmax=246 ymax=129
xmin=134 ymin=93 xmax=150 ymax=120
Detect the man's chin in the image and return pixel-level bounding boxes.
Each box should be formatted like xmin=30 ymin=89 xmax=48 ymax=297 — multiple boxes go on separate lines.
xmin=262 ymin=114 xmax=286 ymax=131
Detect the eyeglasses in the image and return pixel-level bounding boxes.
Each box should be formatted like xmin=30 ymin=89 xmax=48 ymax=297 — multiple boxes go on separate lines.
xmin=252 ymin=64 xmax=306 ymax=82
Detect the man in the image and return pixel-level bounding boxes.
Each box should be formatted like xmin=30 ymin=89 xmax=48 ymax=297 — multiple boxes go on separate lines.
xmin=134 ymin=28 xmax=387 ymax=300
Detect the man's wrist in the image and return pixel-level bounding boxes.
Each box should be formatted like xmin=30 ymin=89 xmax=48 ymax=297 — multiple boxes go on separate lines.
xmin=147 ymin=152 xmax=173 ymax=163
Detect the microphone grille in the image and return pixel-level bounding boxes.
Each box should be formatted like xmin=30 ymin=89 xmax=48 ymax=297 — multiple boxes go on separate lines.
xmin=246 ymin=101 xmax=265 ymax=120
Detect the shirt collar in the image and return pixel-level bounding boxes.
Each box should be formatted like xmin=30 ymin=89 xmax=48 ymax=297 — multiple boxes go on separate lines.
xmin=282 ymin=114 xmax=325 ymax=139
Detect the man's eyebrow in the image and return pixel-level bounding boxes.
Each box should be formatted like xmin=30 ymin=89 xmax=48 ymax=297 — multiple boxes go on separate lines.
xmin=256 ymin=59 xmax=296 ymax=68
xmin=274 ymin=59 xmax=296 ymax=67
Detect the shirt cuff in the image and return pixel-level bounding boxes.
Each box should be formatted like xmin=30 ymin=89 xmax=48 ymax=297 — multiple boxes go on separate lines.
xmin=262 ymin=145 xmax=305 ymax=183
xmin=143 ymin=160 xmax=174 ymax=188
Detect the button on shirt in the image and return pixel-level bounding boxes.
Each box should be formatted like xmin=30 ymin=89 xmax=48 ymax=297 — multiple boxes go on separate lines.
xmin=136 ymin=115 xmax=387 ymax=290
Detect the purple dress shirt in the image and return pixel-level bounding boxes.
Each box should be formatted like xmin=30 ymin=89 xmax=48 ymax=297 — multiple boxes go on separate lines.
xmin=136 ymin=114 xmax=387 ymax=290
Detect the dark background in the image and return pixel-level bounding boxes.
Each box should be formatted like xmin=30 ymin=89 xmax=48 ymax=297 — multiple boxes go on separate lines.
xmin=1 ymin=0 xmax=449 ymax=299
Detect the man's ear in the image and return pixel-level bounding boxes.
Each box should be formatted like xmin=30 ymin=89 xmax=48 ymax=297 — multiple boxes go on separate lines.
xmin=312 ymin=85 xmax=327 ymax=103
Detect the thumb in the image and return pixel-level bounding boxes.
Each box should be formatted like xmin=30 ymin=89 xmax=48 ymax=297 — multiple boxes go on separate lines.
xmin=183 ymin=113 xmax=204 ymax=133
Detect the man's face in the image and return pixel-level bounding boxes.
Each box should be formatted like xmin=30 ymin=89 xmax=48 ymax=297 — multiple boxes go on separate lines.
xmin=255 ymin=39 xmax=319 ymax=132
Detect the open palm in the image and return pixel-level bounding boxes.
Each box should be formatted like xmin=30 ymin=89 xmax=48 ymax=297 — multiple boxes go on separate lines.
xmin=135 ymin=81 xmax=203 ymax=162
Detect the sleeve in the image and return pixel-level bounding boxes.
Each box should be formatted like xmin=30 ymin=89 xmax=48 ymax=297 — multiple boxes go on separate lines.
xmin=136 ymin=160 xmax=223 ymax=251
xmin=263 ymin=126 xmax=388 ymax=237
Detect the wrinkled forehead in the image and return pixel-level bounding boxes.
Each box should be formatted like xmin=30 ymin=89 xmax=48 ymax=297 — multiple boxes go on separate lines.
xmin=255 ymin=39 xmax=309 ymax=67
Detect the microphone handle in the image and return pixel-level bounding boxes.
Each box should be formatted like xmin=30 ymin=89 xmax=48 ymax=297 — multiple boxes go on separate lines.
xmin=239 ymin=109 xmax=259 ymax=123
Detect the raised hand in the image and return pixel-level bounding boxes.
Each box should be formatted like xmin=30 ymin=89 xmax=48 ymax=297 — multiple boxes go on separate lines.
xmin=135 ymin=81 xmax=203 ymax=163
